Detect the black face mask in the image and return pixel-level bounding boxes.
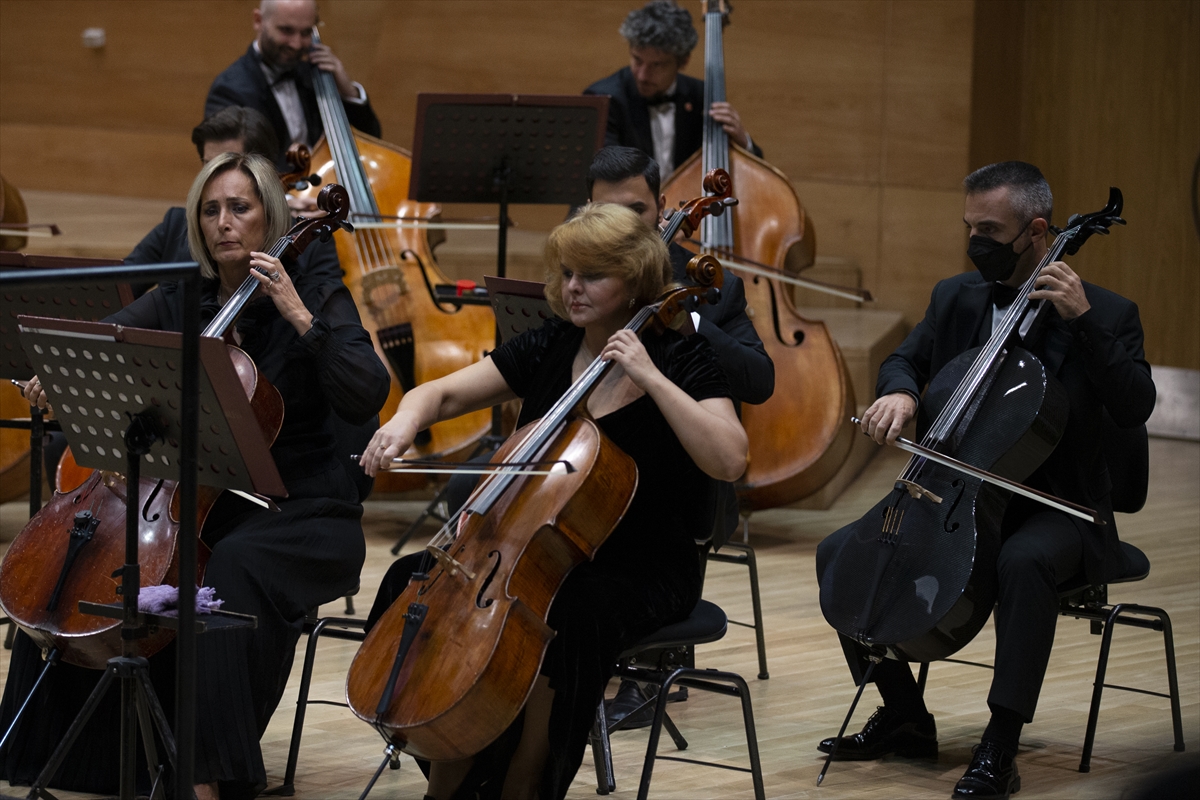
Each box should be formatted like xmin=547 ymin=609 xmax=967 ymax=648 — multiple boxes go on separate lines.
xmin=967 ymin=222 xmax=1031 ymax=283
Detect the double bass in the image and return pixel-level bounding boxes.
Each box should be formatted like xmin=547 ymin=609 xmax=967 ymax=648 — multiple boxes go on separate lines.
xmin=818 ymin=190 xmax=1126 ymax=665
xmin=663 ymin=0 xmax=856 ymax=510
xmin=295 ymin=28 xmax=496 ymax=493
xmin=0 ymin=187 xmax=351 ymax=668
xmin=346 ymin=191 xmax=732 ymax=761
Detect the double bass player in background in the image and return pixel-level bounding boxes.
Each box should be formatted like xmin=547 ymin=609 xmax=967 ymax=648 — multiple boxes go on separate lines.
xmin=584 ymin=0 xmax=761 ymax=176
xmin=205 ymin=0 xmax=381 ymax=160
xmin=815 ymin=161 xmax=1156 ymax=800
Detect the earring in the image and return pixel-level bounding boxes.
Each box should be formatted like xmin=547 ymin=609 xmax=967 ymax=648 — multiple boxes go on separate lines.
xmin=628 ymin=297 xmax=636 ymax=309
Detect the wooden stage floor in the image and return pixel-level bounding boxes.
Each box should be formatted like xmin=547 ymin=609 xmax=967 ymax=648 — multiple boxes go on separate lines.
xmin=1 ymin=439 xmax=1197 ymax=799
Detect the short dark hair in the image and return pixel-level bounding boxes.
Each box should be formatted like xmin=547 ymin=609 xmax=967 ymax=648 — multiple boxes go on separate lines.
xmin=190 ymin=106 xmax=280 ymax=163
xmin=619 ymin=0 xmax=698 ymax=61
xmin=963 ymin=161 xmax=1054 ymax=226
xmin=587 ymin=146 xmax=661 ymax=199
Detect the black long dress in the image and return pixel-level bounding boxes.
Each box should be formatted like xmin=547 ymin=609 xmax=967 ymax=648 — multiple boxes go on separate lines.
xmin=366 ymin=317 xmax=730 ymax=800
xmin=0 ymin=270 xmax=389 ymax=799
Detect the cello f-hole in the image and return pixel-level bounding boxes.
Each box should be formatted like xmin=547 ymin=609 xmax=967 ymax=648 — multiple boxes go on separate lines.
xmin=142 ymin=479 xmax=164 ymax=522
xmin=475 ymin=550 xmax=502 ymax=609
xmin=942 ymin=479 xmax=966 ymax=533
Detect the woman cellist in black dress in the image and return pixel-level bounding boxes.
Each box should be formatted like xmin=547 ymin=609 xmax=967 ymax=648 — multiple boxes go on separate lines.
xmin=358 ymin=203 xmax=749 ymax=800
xmin=5 ymin=152 xmax=389 ymax=800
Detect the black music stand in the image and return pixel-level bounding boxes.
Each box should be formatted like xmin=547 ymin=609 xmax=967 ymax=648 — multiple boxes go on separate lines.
xmin=484 ymin=276 xmax=554 ymax=343
xmin=10 ymin=316 xmax=282 ymax=800
xmin=409 ymin=92 xmax=608 ymax=281
xmin=0 ymin=253 xmax=132 ymax=516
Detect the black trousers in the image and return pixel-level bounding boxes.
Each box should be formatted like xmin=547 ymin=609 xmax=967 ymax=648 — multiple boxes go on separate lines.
xmin=816 ymin=498 xmax=1084 ymax=722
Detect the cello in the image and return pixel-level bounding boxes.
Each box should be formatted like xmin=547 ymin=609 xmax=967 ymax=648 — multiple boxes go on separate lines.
xmin=0 ymin=186 xmax=351 ymax=668
xmin=294 ymin=27 xmax=496 ymax=493
xmin=663 ymin=0 xmax=856 ymax=510
xmin=345 ymin=194 xmax=732 ymax=762
xmin=818 ymin=190 xmax=1126 ymax=666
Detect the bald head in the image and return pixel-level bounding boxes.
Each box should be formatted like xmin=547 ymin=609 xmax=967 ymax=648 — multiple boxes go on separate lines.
xmin=254 ymin=0 xmax=318 ymax=69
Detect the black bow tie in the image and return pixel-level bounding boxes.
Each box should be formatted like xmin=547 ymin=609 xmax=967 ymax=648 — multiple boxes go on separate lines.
xmin=992 ymin=282 xmax=1021 ymax=309
xmin=269 ymin=68 xmax=297 ymax=87
xmin=645 ymin=92 xmax=676 ymax=107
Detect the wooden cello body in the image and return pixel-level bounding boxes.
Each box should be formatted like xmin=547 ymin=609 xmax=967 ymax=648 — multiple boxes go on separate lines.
xmin=663 ymin=1 xmax=855 ymax=511
xmin=296 ymin=31 xmax=495 ymax=493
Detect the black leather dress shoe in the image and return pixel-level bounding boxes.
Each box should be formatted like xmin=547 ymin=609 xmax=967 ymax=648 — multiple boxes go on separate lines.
xmin=952 ymin=740 xmax=1020 ymax=799
xmin=605 ymin=680 xmax=655 ymax=729
xmin=817 ymin=706 xmax=938 ymax=761
xmin=604 ymin=680 xmax=688 ymax=729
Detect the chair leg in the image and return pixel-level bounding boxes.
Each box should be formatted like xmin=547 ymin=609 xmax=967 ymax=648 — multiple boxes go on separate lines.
xmin=268 ymin=618 xmax=329 ymax=796
xmin=635 ymin=668 xmax=764 ymax=800
xmin=708 ymin=543 xmax=769 ymax=679
xmin=590 ymin=696 xmax=616 ymax=794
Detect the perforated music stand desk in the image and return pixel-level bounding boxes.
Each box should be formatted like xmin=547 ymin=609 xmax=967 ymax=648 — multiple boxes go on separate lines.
xmin=484 ymin=276 xmax=554 ymax=343
xmin=409 ymin=93 xmax=608 ymax=279
xmin=0 ymin=253 xmax=132 ymax=516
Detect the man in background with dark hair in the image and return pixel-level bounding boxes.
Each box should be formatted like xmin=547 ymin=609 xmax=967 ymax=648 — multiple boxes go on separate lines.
xmin=815 ymin=161 xmax=1155 ymax=800
xmin=205 ymin=0 xmax=381 ymax=158
xmin=126 ymin=105 xmax=341 ymax=286
xmin=585 ymin=0 xmax=761 ymax=176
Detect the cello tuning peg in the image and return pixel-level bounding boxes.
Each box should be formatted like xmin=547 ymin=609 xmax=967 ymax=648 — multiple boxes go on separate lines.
xmin=339 ymin=221 xmax=355 ymax=233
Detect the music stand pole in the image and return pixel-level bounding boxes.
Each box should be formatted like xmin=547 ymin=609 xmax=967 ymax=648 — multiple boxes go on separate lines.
xmin=408 ymin=92 xmax=608 ymax=440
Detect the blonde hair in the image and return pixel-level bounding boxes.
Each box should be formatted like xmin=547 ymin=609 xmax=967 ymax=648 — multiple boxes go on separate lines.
xmin=185 ymin=151 xmax=289 ymax=279
xmin=543 ymin=203 xmax=670 ymax=319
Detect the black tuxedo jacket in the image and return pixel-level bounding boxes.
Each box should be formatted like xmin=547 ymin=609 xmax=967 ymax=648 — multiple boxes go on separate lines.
xmin=584 ymin=67 xmax=762 ymax=169
xmin=125 ymin=206 xmax=344 ymax=289
xmin=876 ymin=271 xmax=1155 ymax=583
xmin=669 ymin=242 xmax=774 ymax=548
xmin=668 ymin=242 xmax=772 ymax=405
xmin=205 ymin=44 xmax=382 ymax=159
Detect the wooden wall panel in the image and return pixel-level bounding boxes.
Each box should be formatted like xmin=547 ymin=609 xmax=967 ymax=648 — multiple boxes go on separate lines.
xmin=1014 ymin=0 xmax=1199 ymax=369
xmin=0 ymin=0 xmax=977 ymax=331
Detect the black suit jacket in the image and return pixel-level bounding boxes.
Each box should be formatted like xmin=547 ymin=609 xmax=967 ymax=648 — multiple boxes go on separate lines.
xmin=876 ymin=271 xmax=1155 ymax=583
xmin=584 ymin=67 xmax=762 ymax=169
xmin=125 ymin=206 xmax=345 ymax=289
xmin=669 ymin=242 xmax=774 ymax=548
xmin=205 ymin=44 xmax=382 ymax=159
xmin=668 ymin=242 xmax=772 ymax=404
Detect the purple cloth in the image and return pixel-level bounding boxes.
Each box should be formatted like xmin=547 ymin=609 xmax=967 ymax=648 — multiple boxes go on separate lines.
xmin=137 ymin=585 xmax=223 ymax=615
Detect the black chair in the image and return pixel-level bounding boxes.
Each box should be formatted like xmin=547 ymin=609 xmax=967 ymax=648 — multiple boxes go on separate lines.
xmin=917 ymin=540 xmax=1184 ymax=773
xmin=705 ymin=540 xmax=769 ymax=679
xmin=265 ymin=609 xmax=370 ymax=796
xmin=589 ymin=598 xmax=765 ymax=800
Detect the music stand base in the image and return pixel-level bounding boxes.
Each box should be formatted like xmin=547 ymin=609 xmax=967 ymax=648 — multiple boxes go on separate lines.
xmin=25 ymin=657 xmax=174 ymax=800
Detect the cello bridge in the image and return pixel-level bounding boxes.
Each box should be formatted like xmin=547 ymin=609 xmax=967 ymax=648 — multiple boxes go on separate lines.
xmin=361 ymin=266 xmax=411 ymax=306
xmin=898 ymin=479 xmax=942 ymax=504
xmin=424 ymin=544 xmax=476 ymax=582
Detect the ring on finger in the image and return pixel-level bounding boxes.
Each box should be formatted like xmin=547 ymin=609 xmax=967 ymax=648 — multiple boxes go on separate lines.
xmin=269 ymin=271 xmax=281 ymax=283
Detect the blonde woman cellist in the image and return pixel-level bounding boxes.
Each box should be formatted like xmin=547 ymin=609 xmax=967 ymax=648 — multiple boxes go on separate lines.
xmin=359 ymin=203 xmax=748 ymax=800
